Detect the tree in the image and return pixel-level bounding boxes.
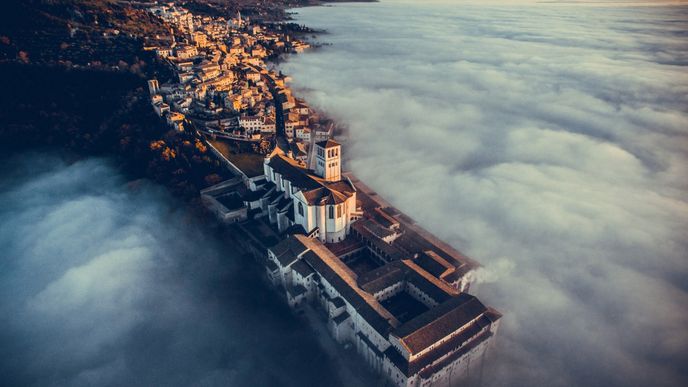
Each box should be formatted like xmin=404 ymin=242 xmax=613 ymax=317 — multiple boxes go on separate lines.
xmin=195 ymin=139 xmax=207 ymax=153
xmin=17 ymin=50 xmax=29 ymax=63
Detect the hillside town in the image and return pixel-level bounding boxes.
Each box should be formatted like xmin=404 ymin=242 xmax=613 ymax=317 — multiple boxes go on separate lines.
xmin=146 ymin=3 xmax=502 ymax=387
xmin=146 ymin=3 xmax=324 ymax=151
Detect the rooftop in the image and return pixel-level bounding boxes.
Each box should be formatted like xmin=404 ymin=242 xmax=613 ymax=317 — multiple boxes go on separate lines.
xmin=316 ymin=139 xmax=340 ymax=149
xmin=394 ymin=293 xmax=487 ymax=355
xmin=296 ymin=235 xmax=400 ymax=335
xmin=271 ymin=236 xmax=308 ymax=267
xmin=268 ymin=154 xmax=355 ymax=206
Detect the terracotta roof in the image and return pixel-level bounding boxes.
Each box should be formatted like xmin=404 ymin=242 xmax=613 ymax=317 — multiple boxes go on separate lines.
xmin=351 ymin=221 xmax=406 ymax=260
xmin=316 ymin=139 xmax=340 ymax=149
xmin=356 ymin=218 xmax=396 ymax=240
xmin=402 ymin=260 xmax=456 ymax=303
xmin=289 ymin=141 xmax=307 ymax=156
xmin=414 ymin=250 xmax=455 ymax=279
xmin=393 ymin=293 xmax=487 ymax=355
xmin=356 ymin=259 xmax=456 ymax=303
xmin=296 ymin=235 xmax=399 ymax=335
xmin=267 ymin=154 xmax=320 ymax=191
xmin=357 ymin=261 xmax=406 ymax=293
xmin=324 ymin=179 xmax=356 ymax=196
xmin=302 ymin=186 xmax=350 ymax=206
xmin=385 ymin=315 xmax=494 ymax=377
xmin=417 ymin=329 xmax=493 ymax=379
xmin=267 ymin=154 xmax=354 ymax=206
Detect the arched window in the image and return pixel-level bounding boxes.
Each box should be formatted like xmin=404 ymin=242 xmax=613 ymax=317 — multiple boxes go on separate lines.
xmin=298 ymin=202 xmax=304 ymax=216
xmin=328 ymin=206 xmax=334 ymax=219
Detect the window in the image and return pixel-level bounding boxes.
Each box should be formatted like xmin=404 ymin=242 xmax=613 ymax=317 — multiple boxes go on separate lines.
xmin=298 ymin=202 xmax=304 ymax=216
xmin=329 ymin=206 xmax=334 ymax=219
xmin=337 ymin=205 xmax=342 ymax=218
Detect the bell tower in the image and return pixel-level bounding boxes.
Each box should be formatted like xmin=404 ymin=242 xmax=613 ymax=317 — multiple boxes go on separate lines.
xmin=315 ymin=139 xmax=341 ymax=182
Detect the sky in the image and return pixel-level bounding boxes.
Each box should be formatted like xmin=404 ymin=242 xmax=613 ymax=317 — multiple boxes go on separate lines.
xmin=279 ymin=1 xmax=688 ymax=386
xmin=0 ymin=154 xmax=374 ymax=387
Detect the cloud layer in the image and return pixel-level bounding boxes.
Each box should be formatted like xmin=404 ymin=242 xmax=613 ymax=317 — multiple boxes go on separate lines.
xmin=0 ymin=155 xmax=372 ymax=387
xmin=280 ymin=1 xmax=688 ymax=386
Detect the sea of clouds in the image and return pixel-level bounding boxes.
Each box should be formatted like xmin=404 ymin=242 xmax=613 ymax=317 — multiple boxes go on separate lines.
xmin=280 ymin=1 xmax=688 ymax=386
xmin=0 ymin=155 xmax=372 ymax=387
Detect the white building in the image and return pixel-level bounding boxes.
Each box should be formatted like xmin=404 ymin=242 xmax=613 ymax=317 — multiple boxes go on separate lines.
xmin=295 ymin=126 xmax=311 ymax=142
xmin=238 ymin=115 xmax=264 ymax=132
xmin=261 ymin=117 xmax=276 ymax=133
xmin=260 ymin=140 xmax=359 ymax=243
xmin=266 ymin=234 xmax=502 ymax=387
xmin=175 ymin=44 xmax=198 ymax=59
xmin=147 ymin=79 xmax=159 ymax=95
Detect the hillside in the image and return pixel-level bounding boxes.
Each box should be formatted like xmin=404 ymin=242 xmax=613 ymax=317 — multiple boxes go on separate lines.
xmin=0 ymin=0 xmax=168 ymax=67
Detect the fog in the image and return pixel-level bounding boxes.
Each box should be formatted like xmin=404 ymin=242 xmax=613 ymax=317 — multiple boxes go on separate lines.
xmin=0 ymin=154 xmax=369 ymax=387
xmin=280 ymin=1 xmax=688 ymax=386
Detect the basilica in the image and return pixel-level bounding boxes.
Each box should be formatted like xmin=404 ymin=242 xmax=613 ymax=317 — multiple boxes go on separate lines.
xmin=202 ymin=138 xmax=501 ymax=387
xmin=257 ymin=139 xmax=360 ymax=243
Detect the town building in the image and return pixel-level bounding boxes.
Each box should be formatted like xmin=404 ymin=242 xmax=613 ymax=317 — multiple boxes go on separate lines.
xmin=147 ymin=79 xmax=159 ymax=95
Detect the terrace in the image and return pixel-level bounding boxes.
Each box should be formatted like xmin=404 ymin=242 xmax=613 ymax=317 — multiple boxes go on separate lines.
xmin=207 ymin=137 xmax=265 ymax=178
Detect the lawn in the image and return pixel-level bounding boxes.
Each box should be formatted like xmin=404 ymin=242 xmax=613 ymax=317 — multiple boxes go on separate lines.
xmin=208 ymin=138 xmax=265 ymax=178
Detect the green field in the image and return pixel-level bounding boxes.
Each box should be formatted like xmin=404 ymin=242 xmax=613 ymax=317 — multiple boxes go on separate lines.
xmin=208 ymin=138 xmax=265 ymax=178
